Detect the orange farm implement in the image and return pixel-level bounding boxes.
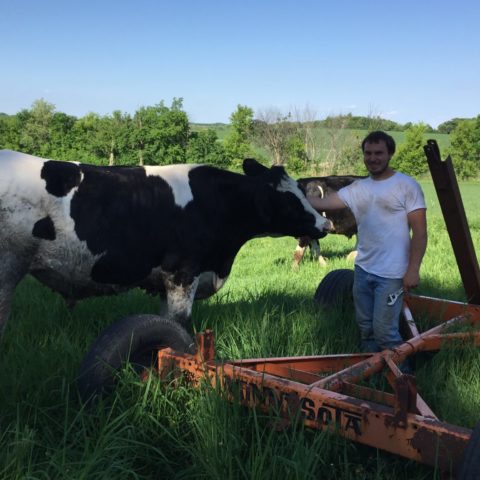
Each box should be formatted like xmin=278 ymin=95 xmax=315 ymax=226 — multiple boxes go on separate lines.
xmin=157 ymin=141 xmax=480 ymax=477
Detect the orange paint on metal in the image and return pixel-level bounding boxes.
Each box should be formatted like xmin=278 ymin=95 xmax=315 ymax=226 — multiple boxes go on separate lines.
xmin=156 ymin=292 xmax=479 ymax=475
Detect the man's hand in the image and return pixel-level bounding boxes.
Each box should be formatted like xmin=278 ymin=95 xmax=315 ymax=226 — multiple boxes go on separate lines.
xmin=403 ymin=268 xmax=420 ymax=292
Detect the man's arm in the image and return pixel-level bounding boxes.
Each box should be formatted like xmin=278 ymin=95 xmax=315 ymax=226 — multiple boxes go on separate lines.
xmin=403 ymin=208 xmax=428 ymax=291
xmin=307 ymin=191 xmax=347 ymax=212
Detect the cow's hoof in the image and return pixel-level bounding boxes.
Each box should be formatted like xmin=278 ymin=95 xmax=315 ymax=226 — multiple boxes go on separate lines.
xmin=346 ymin=250 xmax=358 ymax=262
xmin=317 ymin=256 xmax=328 ymax=267
xmin=76 ymin=314 xmax=195 ymax=403
xmin=314 ymin=269 xmax=354 ymax=309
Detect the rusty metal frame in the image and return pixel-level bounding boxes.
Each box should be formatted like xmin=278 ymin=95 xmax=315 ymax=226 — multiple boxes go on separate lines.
xmin=158 ymin=295 xmax=479 ymax=475
xmin=155 ymin=141 xmax=480 ymax=475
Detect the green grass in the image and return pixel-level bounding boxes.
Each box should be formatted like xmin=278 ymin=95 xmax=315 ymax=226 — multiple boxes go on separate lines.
xmin=0 ymin=182 xmax=479 ymax=479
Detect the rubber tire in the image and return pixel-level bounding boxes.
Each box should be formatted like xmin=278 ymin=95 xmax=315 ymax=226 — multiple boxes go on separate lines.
xmin=314 ymin=269 xmax=354 ymax=309
xmin=76 ymin=314 xmax=195 ymax=402
xmin=458 ymin=420 xmax=480 ymax=479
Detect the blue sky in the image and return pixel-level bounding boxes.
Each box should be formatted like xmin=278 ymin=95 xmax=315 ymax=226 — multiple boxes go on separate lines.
xmin=1 ymin=0 xmax=479 ymax=127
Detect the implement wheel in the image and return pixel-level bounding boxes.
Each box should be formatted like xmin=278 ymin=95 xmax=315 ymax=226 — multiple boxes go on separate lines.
xmin=458 ymin=421 xmax=480 ymax=479
xmin=76 ymin=314 xmax=195 ymax=402
xmin=314 ymin=268 xmax=354 ymax=309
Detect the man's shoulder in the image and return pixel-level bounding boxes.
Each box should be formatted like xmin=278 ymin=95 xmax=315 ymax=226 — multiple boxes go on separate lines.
xmin=394 ymin=172 xmax=423 ymax=189
xmin=340 ymin=176 xmax=370 ymax=190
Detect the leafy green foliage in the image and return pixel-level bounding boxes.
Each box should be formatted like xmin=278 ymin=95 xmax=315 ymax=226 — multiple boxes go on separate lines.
xmin=437 ymin=117 xmax=472 ymax=134
xmin=1 ymin=99 xmax=478 ymax=179
xmin=391 ymin=123 xmax=429 ymax=176
xmin=186 ymin=128 xmax=227 ymax=166
xmin=223 ymin=105 xmax=255 ymax=168
xmin=447 ymin=117 xmax=480 ymax=179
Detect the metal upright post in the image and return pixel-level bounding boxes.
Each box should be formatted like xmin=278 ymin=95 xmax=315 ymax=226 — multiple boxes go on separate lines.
xmin=424 ymin=139 xmax=480 ymax=305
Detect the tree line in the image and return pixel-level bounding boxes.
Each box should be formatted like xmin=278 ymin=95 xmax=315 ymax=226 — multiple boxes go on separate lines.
xmin=0 ymin=98 xmax=479 ymax=179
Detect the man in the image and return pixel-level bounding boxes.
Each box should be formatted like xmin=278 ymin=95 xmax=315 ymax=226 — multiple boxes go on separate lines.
xmin=308 ymin=131 xmax=427 ymax=355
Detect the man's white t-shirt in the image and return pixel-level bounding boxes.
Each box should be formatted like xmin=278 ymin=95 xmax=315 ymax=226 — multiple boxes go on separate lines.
xmin=337 ymin=172 xmax=426 ymax=279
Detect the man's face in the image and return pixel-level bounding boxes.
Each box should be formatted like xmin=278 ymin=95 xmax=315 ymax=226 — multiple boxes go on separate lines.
xmin=362 ymin=140 xmax=392 ymax=178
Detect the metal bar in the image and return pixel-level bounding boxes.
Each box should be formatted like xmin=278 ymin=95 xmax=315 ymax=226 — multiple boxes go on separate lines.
xmin=341 ymin=381 xmax=395 ymax=406
xmin=421 ymin=332 xmax=480 ymax=351
xmin=424 ymin=139 xmax=480 ymax=304
xmin=402 ymin=303 xmax=420 ymax=338
xmin=229 ymin=353 xmax=372 ymax=369
xmin=158 ymin=348 xmax=471 ymax=474
xmin=405 ymin=293 xmax=480 ymax=324
xmin=308 ymin=312 xmax=472 ymax=391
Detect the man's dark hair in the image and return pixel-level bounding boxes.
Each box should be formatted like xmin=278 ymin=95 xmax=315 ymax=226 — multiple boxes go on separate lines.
xmin=361 ymin=131 xmax=396 ymax=155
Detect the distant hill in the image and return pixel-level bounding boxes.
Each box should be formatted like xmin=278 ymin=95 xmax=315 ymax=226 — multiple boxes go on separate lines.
xmin=190 ymin=123 xmax=451 ymax=151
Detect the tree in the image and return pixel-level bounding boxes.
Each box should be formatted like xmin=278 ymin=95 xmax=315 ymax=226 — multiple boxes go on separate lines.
xmin=253 ymin=108 xmax=294 ymax=166
xmin=131 ymin=105 xmax=159 ymax=166
xmin=49 ymin=112 xmax=77 ymax=158
xmin=447 ymin=117 xmax=480 ymax=179
xmin=19 ymin=98 xmax=55 ymax=155
xmin=94 ymin=110 xmax=131 ymax=166
xmin=186 ymin=129 xmax=227 ymax=166
xmin=0 ymin=114 xmax=21 ymax=150
xmin=322 ymin=114 xmax=350 ymax=172
xmin=70 ymin=112 xmax=102 ymax=163
xmin=391 ymin=124 xmax=429 ymax=177
xmin=437 ymin=118 xmax=471 ymax=134
xmin=285 ymin=133 xmax=308 ymax=173
xmin=131 ymin=99 xmax=190 ymax=166
xmin=223 ymin=105 xmax=254 ymax=168
xmin=292 ymin=105 xmax=319 ymax=168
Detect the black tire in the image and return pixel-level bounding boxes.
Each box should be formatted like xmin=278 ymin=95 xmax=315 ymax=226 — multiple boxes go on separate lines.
xmin=314 ymin=269 xmax=354 ymax=309
xmin=458 ymin=420 xmax=480 ymax=480
xmin=76 ymin=314 xmax=195 ymax=402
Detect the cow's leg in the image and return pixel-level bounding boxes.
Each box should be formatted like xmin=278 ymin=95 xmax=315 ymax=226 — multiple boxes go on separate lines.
xmin=195 ymin=272 xmax=227 ymax=299
xmin=0 ymin=286 xmax=15 ymax=338
xmin=163 ymin=275 xmax=199 ymax=329
xmin=293 ymin=236 xmax=312 ymax=268
xmin=346 ymin=237 xmax=358 ymax=262
xmin=293 ymin=244 xmax=307 ymax=268
xmin=308 ymin=239 xmax=327 ymax=266
xmin=0 ymin=253 xmax=30 ymax=338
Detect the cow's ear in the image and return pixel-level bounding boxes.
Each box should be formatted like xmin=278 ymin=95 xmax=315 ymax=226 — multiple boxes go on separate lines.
xmin=243 ymin=158 xmax=269 ymax=177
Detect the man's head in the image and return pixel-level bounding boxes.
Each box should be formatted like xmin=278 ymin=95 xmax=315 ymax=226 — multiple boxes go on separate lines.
xmin=361 ymin=131 xmax=396 ymax=179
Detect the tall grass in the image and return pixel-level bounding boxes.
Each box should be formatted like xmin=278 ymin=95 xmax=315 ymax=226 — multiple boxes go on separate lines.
xmin=0 ymin=182 xmax=479 ymax=479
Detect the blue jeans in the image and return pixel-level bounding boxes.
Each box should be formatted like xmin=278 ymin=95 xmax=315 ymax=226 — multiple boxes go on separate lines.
xmin=353 ymin=265 xmax=404 ymax=352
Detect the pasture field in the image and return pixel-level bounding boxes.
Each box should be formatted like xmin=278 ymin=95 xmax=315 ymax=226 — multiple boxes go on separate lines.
xmin=0 ymin=181 xmax=479 ymax=479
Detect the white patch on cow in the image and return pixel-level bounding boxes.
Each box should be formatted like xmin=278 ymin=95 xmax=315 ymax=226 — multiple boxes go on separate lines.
xmin=277 ymin=175 xmax=332 ymax=231
xmin=144 ymin=164 xmax=199 ymax=208
xmin=0 ymin=151 xmax=47 ymax=199
xmin=0 ymin=150 xmax=105 ymax=295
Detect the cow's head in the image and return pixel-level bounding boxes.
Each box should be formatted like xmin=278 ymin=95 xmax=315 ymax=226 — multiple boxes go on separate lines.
xmin=243 ymin=159 xmax=333 ymax=238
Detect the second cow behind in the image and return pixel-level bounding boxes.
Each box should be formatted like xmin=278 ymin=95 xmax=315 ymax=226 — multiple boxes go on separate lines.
xmin=294 ymin=175 xmax=365 ymax=267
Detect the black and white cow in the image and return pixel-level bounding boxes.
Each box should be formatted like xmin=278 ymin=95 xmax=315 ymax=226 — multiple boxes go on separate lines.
xmin=294 ymin=175 xmax=365 ymax=267
xmin=0 ymin=150 xmax=332 ymax=337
